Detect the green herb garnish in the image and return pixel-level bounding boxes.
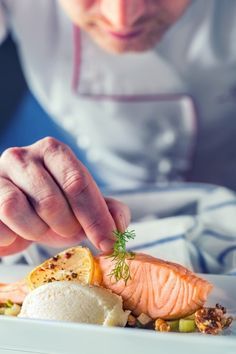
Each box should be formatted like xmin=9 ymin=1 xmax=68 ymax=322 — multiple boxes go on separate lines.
xmin=5 ymin=300 xmax=13 ymax=308
xmin=108 ymin=229 xmax=136 ymax=284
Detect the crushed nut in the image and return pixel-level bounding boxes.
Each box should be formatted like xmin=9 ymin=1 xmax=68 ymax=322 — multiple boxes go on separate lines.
xmin=155 ymin=318 xmax=171 ymax=332
xmin=195 ymin=304 xmax=233 ymax=335
xmin=127 ymin=314 xmax=137 ymax=327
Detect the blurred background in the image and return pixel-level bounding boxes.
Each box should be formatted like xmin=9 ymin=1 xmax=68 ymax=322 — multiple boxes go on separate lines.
xmin=0 ymin=36 xmax=104 ymax=187
xmin=0 ymin=35 xmax=26 ymax=137
xmin=0 ymin=36 xmax=81 ymax=154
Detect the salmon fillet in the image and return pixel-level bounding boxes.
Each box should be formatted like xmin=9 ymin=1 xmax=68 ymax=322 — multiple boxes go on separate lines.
xmin=0 ymin=280 xmax=29 ymax=304
xmin=97 ymin=253 xmax=213 ymax=320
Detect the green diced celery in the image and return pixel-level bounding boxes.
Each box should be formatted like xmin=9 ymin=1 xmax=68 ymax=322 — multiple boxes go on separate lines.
xmin=4 ymin=304 xmax=21 ymax=316
xmin=179 ymin=319 xmax=196 ymax=333
xmin=0 ymin=307 xmax=5 ymax=315
xmin=5 ymin=300 xmax=13 ymax=308
xmin=166 ymin=320 xmax=179 ymax=331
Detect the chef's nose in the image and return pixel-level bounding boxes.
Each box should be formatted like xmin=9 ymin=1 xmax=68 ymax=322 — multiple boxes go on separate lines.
xmin=99 ymin=0 xmax=146 ymax=28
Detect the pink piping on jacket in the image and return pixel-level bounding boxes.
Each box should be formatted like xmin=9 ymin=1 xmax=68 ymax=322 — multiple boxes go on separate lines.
xmin=71 ymin=25 xmax=198 ymax=179
xmin=72 ymin=25 xmax=81 ymax=92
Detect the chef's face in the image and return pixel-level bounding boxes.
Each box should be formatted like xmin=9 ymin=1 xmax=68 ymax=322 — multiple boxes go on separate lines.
xmin=59 ymin=0 xmax=190 ymax=53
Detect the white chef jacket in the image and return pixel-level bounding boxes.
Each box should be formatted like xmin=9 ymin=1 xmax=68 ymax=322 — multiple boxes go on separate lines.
xmin=0 ymin=0 xmax=236 ymax=190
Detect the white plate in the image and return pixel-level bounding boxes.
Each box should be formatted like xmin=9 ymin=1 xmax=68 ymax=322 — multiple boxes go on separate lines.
xmin=0 ymin=266 xmax=235 ymax=354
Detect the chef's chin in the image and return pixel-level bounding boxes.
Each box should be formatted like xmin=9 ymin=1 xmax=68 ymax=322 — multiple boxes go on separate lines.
xmin=88 ymin=32 xmax=163 ymax=54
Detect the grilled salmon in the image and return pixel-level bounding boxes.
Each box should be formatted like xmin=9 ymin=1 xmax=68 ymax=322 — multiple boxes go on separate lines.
xmin=97 ymin=253 xmax=213 ymax=320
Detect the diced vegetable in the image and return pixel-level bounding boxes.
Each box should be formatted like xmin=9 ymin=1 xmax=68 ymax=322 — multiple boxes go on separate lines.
xmin=137 ymin=313 xmax=152 ymax=326
xmin=179 ymin=319 xmax=196 ymax=333
xmin=0 ymin=303 xmax=21 ymax=316
xmin=5 ymin=299 xmax=14 ymax=308
xmin=0 ymin=307 xmax=5 ymax=315
xmin=4 ymin=304 xmax=21 ymax=316
xmin=166 ymin=320 xmax=179 ymax=331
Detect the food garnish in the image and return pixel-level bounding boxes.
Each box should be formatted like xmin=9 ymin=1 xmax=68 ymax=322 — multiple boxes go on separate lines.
xmin=0 ymin=300 xmax=21 ymax=316
xmin=135 ymin=304 xmax=233 ymax=334
xmin=0 ymin=244 xmax=233 ymax=335
xmin=108 ymin=229 xmax=136 ymax=284
xmin=155 ymin=318 xmax=171 ymax=332
xmin=137 ymin=313 xmax=152 ymax=326
xmin=179 ymin=318 xmax=196 ymax=333
xmin=195 ymin=304 xmax=233 ymax=335
xmin=166 ymin=320 xmax=179 ymax=332
xmin=127 ymin=314 xmax=137 ymax=327
xmin=27 ymin=246 xmax=101 ymax=289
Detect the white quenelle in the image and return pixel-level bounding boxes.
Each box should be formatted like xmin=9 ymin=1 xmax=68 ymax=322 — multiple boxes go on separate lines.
xmin=19 ymin=282 xmax=129 ymax=327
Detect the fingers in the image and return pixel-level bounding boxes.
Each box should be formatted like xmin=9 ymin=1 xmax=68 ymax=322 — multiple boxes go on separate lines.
xmin=0 ymin=221 xmax=17 ymax=247
xmin=38 ymin=229 xmax=86 ymax=248
xmin=0 ymin=176 xmax=48 ymax=240
xmin=39 ymin=138 xmax=116 ymax=251
xmin=0 ymin=236 xmax=31 ymax=257
xmin=0 ymin=220 xmax=84 ymax=255
xmin=0 ymin=146 xmax=82 ymax=239
xmin=105 ymin=197 xmax=131 ymax=232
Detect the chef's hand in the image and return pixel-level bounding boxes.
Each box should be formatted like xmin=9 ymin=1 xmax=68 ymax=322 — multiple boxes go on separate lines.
xmin=0 ymin=137 xmax=130 ymax=256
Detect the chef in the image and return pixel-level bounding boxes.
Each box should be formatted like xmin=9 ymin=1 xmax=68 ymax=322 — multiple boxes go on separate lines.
xmin=0 ymin=0 xmax=236 ymax=257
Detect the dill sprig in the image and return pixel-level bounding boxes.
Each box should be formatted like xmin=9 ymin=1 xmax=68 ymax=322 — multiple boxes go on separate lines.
xmin=108 ymin=229 xmax=136 ymax=284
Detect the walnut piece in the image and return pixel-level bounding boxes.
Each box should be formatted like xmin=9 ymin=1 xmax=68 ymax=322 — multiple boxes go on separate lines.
xmin=195 ymin=304 xmax=233 ymax=335
xmin=127 ymin=314 xmax=137 ymax=327
xmin=155 ymin=318 xmax=171 ymax=332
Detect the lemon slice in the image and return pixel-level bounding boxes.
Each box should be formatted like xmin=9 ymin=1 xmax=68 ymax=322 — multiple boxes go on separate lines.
xmin=92 ymin=258 xmax=103 ymax=286
xmin=27 ymin=246 xmax=98 ymax=290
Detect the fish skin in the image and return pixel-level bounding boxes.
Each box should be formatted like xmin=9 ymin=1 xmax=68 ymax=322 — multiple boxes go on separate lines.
xmin=97 ymin=253 xmax=213 ymax=320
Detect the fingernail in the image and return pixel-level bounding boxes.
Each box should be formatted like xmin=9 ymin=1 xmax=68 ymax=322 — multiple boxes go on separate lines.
xmin=120 ymin=214 xmax=128 ymax=231
xmin=119 ymin=209 xmax=131 ymax=232
xmin=99 ymin=238 xmax=115 ymax=252
xmin=0 ymin=235 xmax=17 ymax=247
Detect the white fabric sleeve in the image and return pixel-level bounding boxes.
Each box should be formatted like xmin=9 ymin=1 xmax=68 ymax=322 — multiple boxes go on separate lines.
xmin=0 ymin=1 xmax=8 ymax=44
